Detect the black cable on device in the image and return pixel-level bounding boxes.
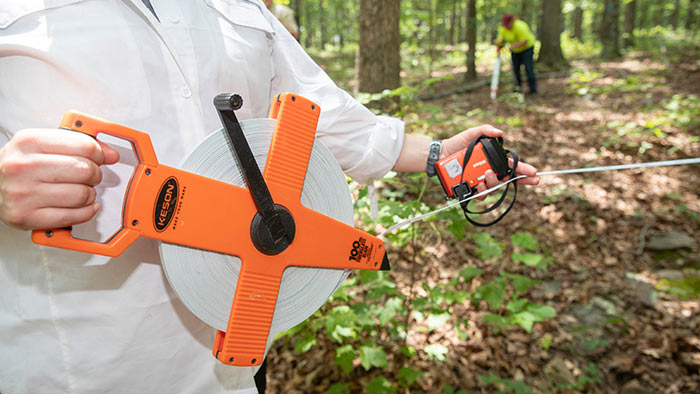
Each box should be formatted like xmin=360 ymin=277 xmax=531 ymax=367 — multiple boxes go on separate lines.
xmin=457 ymin=136 xmax=519 ymax=227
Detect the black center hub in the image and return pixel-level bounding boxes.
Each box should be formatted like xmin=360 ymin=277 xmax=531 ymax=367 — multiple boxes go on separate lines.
xmin=250 ymin=205 xmax=295 ymax=255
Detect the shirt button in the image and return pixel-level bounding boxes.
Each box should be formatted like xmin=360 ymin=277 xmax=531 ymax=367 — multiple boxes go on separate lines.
xmin=182 ymin=87 xmax=192 ymax=98
xmin=169 ymin=16 xmax=181 ymax=24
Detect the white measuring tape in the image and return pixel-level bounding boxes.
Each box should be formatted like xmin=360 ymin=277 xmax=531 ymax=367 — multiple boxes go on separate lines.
xmin=160 ymin=119 xmax=352 ymax=336
xmin=379 ymin=157 xmax=700 ymax=237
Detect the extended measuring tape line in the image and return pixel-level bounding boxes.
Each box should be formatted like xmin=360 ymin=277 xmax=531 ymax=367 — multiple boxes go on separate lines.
xmin=379 ymin=157 xmax=700 ymax=238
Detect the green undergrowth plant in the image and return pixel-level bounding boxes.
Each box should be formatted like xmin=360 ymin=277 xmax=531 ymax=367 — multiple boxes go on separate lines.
xmin=480 ymin=374 xmax=532 ymax=394
xmin=275 ymin=173 xmax=557 ymax=392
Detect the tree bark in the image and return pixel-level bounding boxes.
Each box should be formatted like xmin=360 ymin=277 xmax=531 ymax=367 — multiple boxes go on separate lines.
xmin=538 ymin=0 xmax=568 ymax=68
xmin=670 ymin=0 xmax=680 ymax=29
xmin=637 ymin=0 xmax=649 ymax=29
xmin=572 ymin=7 xmax=583 ymax=40
xmin=357 ymin=0 xmax=401 ymax=93
xmin=304 ymin=3 xmax=313 ymax=47
xmin=623 ymin=0 xmax=636 ymax=48
xmin=293 ymin=0 xmax=302 ymax=44
xmin=600 ymin=0 xmax=621 ymax=59
xmin=450 ymin=0 xmax=457 ymax=45
xmin=653 ymin=2 xmax=664 ymax=26
xmin=334 ymin=4 xmax=346 ymax=47
xmin=319 ymin=0 xmax=326 ymax=48
xmin=465 ymin=0 xmax=477 ymax=80
xmin=687 ymin=0 xmax=697 ymax=30
xmin=427 ymin=0 xmax=436 ymax=75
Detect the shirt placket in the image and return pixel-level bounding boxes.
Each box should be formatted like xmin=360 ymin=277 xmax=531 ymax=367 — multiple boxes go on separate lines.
xmin=127 ymin=0 xmax=207 ymax=149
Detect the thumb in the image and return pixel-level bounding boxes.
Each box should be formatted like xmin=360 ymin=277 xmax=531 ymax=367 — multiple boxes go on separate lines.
xmin=98 ymin=141 xmax=120 ymax=165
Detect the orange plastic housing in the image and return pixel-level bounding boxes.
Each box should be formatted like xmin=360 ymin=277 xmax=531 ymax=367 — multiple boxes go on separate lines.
xmin=434 ymin=142 xmax=491 ymax=198
xmin=32 ymin=93 xmax=389 ymax=367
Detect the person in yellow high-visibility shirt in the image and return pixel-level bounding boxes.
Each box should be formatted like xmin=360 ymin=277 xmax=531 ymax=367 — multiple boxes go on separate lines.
xmin=494 ymin=14 xmax=537 ymax=94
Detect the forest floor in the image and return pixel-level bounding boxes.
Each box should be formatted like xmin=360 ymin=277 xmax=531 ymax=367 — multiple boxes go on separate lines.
xmin=266 ymin=44 xmax=700 ymax=393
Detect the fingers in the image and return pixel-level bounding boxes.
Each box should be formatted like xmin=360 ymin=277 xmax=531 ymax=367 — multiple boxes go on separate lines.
xmin=475 ymin=181 xmax=488 ymax=201
xmin=0 ymin=129 xmax=119 ymax=230
xmin=21 ymin=204 xmax=101 ymax=230
xmin=23 ymin=183 xmax=98 ymax=209
xmin=98 ymin=140 xmax=120 ymax=165
xmin=39 ymin=155 xmax=104 ymax=185
xmin=0 ymin=178 xmax=100 ymax=229
xmin=15 ymin=129 xmax=117 ymax=165
xmin=460 ymin=124 xmax=503 ymax=144
xmin=474 ymin=169 xmax=498 ymax=201
xmin=443 ymin=124 xmax=503 ymax=156
xmin=511 ymin=159 xmax=540 ymax=186
xmin=474 ymin=162 xmax=539 ymax=201
xmin=3 ymin=153 xmax=104 ymax=185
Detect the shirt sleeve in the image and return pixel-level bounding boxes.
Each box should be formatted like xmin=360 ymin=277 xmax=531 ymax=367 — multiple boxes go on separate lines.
xmin=264 ymin=12 xmax=405 ymax=184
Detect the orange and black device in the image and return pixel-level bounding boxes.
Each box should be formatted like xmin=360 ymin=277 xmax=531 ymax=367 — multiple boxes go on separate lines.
xmin=434 ymin=136 xmax=519 ymax=226
xmin=32 ymin=93 xmax=389 ymax=367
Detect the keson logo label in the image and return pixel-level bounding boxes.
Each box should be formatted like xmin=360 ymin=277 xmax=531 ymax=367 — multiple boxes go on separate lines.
xmin=154 ymin=177 xmax=178 ymax=232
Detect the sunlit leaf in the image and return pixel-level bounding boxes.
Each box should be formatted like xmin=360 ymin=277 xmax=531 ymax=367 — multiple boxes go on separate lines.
xmin=359 ymin=345 xmax=388 ymax=370
xmin=397 ymin=367 xmax=424 ymax=388
xmin=511 ymin=232 xmax=538 ymax=251
xmin=459 ymin=266 xmax=483 ymax=281
xmin=378 ymin=297 xmax=403 ymax=325
xmin=425 ymin=311 xmax=451 ymax=330
xmin=512 ymin=253 xmax=544 ymax=268
xmin=324 ymin=382 xmax=351 ymax=394
xmin=335 ymin=345 xmax=356 ymax=375
xmin=368 ymin=376 xmax=396 ymax=394
xmin=473 ymin=232 xmax=503 ymax=259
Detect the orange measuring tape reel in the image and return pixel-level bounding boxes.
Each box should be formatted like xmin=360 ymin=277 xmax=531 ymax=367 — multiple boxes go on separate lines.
xmin=32 ymin=93 xmax=389 ymax=367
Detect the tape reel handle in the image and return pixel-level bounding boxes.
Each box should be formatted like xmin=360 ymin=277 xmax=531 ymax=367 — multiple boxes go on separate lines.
xmin=31 ymin=111 xmax=160 ymax=257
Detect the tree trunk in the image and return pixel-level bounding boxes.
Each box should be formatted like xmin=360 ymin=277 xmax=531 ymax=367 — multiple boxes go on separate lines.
xmin=653 ymin=2 xmax=664 ymax=26
xmin=294 ymin=0 xmax=303 ymax=44
xmin=687 ymin=0 xmax=697 ymax=30
xmin=465 ymin=0 xmax=477 ymax=80
xmin=638 ymin=0 xmax=649 ymax=29
xmin=319 ymin=0 xmax=326 ymax=48
xmin=457 ymin=0 xmax=465 ymax=43
xmin=357 ymin=0 xmax=400 ymax=93
xmin=428 ymin=0 xmax=436 ymax=75
xmin=538 ymin=0 xmax=568 ymax=68
xmin=450 ymin=0 xmax=457 ymax=45
xmin=600 ymin=0 xmax=621 ymax=59
xmin=670 ymin=0 xmax=680 ymax=29
xmin=335 ymin=4 xmax=344 ymax=47
xmin=536 ymin=3 xmax=544 ymax=38
xmin=304 ymin=3 xmax=313 ymax=47
xmin=623 ymin=0 xmax=636 ymax=48
xmin=572 ymin=7 xmax=583 ymax=40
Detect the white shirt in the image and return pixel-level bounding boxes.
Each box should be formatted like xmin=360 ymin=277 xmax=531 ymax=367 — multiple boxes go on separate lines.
xmin=0 ymin=1 xmax=404 ymax=393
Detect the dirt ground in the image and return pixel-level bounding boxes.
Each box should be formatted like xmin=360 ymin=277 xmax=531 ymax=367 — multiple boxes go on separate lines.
xmin=265 ymin=51 xmax=700 ymax=393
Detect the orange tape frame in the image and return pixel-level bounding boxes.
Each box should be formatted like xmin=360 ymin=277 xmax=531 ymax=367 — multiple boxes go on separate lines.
xmin=32 ymin=93 xmax=388 ymax=366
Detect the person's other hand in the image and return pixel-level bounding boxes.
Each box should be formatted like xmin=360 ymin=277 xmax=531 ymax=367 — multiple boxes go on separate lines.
xmin=494 ymin=38 xmax=505 ymax=48
xmin=441 ymin=125 xmax=539 ymax=197
xmin=0 ymin=129 xmax=119 ymax=230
